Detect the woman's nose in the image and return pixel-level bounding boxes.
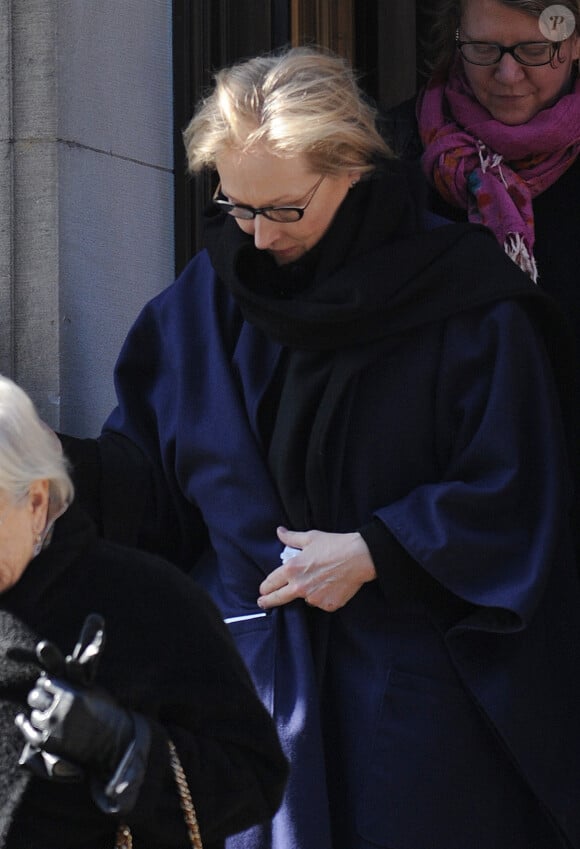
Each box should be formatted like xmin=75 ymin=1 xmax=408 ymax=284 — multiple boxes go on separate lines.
xmin=494 ymin=53 xmax=526 ymax=83
xmin=252 ymin=215 xmax=280 ymax=250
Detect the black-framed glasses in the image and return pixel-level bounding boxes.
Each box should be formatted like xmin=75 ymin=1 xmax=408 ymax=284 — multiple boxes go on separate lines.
xmin=213 ymin=175 xmax=326 ymax=223
xmin=456 ymin=29 xmax=560 ymax=66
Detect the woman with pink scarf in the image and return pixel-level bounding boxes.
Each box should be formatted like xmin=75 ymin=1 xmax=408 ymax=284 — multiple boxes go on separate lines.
xmin=387 ymin=0 xmax=580 ymax=284
xmin=384 ymin=0 xmax=580 ymax=532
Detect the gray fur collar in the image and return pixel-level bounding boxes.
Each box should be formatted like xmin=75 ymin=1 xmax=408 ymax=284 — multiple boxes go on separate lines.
xmin=0 ymin=610 xmax=39 ymax=843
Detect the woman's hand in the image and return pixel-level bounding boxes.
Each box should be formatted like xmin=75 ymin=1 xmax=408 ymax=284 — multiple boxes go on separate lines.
xmin=257 ymin=527 xmax=376 ymax=612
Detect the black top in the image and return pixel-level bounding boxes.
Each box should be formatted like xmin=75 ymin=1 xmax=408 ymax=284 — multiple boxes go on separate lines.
xmin=0 ymin=504 xmax=288 ymax=849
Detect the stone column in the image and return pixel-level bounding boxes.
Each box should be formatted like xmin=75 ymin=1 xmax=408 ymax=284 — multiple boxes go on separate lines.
xmin=0 ymin=0 xmax=174 ymax=434
xmin=0 ymin=0 xmax=60 ymax=425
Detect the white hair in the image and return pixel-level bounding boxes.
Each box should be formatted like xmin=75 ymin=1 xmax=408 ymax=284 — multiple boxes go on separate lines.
xmin=0 ymin=376 xmax=74 ymax=510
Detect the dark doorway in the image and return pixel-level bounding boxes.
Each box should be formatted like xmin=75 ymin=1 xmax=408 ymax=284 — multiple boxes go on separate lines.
xmin=172 ymin=0 xmax=289 ymax=273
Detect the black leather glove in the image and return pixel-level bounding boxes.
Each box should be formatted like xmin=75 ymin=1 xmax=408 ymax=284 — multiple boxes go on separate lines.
xmin=14 ymin=614 xmax=151 ymax=815
xmin=11 ymin=613 xmax=107 ymax=783
xmin=17 ymin=675 xmax=135 ymax=778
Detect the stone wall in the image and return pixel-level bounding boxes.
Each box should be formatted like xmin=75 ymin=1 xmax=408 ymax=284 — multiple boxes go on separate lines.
xmin=0 ymin=0 xmax=174 ymax=435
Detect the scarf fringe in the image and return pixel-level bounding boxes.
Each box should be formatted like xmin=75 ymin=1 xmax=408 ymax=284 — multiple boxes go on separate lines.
xmin=417 ymin=67 xmax=580 ymax=290
xmin=477 ymin=141 xmax=508 ymax=188
xmin=504 ymin=233 xmax=538 ymax=284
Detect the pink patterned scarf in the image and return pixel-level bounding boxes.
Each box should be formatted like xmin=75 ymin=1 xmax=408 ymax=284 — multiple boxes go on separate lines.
xmin=417 ymin=57 xmax=580 ymax=281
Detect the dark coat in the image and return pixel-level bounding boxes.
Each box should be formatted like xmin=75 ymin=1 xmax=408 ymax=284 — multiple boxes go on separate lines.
xmin=382 ymin=95 xmax=580 ymax=465
xmin=0 ymin=504 xmax=288 ymax=849
xmin=63 ymin=171 xmax=580 ymax=849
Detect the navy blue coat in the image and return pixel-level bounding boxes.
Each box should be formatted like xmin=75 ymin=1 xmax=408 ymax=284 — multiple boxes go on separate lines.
xmin=61 ymin=169 xmax=580 ymax=849
xmin=85 ymin=211 xmax=580 ymax=849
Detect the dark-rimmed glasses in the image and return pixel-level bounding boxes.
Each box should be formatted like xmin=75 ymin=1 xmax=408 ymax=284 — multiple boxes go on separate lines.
xmin=213 ymin=175 xmax=326 ymax=223
xmin=456 ymin=29 xmax=561 ymax=66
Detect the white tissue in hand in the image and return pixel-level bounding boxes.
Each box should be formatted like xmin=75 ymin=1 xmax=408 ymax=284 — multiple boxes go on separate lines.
xmin=280 ymin=545 xmax=301 ymax=564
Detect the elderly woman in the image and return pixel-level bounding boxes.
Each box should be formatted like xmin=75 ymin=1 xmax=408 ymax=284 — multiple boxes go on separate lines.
xmin=59 ymin=46 xmax=580 ymax=849
xmin=0 ymin=375 xmax=288 ymax=849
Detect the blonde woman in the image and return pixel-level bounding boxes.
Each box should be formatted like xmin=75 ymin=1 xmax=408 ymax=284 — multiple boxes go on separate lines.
xmin=61 ymin=46 xmax=580 ymax=849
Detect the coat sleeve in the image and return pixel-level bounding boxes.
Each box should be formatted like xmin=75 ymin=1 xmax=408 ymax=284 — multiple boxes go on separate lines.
xmin=59 ymin=264 xmax=214 ymax=568
xmin=372 ymin=300 xmax=573 ymax=633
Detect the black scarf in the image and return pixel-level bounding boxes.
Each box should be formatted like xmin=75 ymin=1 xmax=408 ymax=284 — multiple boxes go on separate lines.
xmin=204 ymin=161 xmax=428 ymax=351
xmin=203 ymin=161 xmax=571 ymax=529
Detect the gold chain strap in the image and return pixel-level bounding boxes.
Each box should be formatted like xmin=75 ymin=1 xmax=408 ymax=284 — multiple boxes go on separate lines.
xmin=115 ymin=739 xmax=203 ymax=849
xmin=115 ymin=824 xmax=132 ymax=849
xmin=168 ymin=739 xmax=204 ymax=849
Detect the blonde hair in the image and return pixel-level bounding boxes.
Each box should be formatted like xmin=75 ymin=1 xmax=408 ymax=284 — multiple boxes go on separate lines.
xmin=0 ymin=376 xmax=74 ymax=511
xmin=183 ymin=46 xmax=392 ymax=178
xmin=429 ymin=0 xmax=580 ymax=71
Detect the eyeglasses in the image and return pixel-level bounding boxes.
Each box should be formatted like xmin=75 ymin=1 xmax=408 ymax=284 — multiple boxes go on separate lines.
xmin=213 ymin=175 xmax=326 ymax=223
xmin=456 ymin=30 xmax=560 ymax=66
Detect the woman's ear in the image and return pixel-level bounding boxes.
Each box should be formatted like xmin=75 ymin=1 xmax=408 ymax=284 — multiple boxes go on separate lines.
xmin=28 ymin=479 xmax=50 ymax=535
xmin=347 ymin=171 xmax=361 ymax=189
